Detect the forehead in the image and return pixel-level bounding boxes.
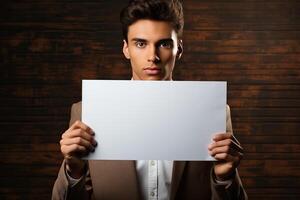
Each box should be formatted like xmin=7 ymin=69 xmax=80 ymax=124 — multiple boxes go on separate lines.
xmin=127 ymin=19 xmax=178 ymax=41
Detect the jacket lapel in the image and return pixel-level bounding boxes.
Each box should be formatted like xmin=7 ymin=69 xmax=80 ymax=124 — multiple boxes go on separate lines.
xmin=89 ymin=160 xmax=141 ymax=200
xmin=170 ymin=161 xmax=186 ymax=200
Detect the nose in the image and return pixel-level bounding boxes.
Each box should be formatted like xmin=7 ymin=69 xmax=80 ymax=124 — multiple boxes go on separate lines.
xmin=147 ymin=45 xmax=160 ymax=63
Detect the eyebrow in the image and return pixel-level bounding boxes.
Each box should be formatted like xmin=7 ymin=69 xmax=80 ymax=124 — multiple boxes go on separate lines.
xmin=131 ymin=38 xmax=147 ymax=42
xmin=131 ymin=38 xmax=174 ymax=43
xmin=158 ymin=38 xmax=173 ymax=43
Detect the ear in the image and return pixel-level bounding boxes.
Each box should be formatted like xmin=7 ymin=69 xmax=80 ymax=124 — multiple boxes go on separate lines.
xmin=123 ymin=40 xmax=130 ymax=59
xmin=176 ymin=39 xmax=183 ymax=60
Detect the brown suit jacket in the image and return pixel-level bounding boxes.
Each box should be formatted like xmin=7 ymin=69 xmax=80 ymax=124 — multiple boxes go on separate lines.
xmin=52 ymin=102 xmax=247 ymax=200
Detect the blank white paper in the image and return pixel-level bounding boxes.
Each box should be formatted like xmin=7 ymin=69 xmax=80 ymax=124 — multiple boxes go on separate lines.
xmin=82 ymin=80 xmax=226 ymax=160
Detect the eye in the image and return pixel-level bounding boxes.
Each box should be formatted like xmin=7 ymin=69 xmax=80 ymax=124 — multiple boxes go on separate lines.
xmin=159 ymin=42 xmax=173 ymax=49
xmin=135 ymin=41 xmax=146 ymax=48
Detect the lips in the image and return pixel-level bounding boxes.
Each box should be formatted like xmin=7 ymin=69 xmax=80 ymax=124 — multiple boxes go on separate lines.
xmin=144 ymin=66 xmax=161 ymax=75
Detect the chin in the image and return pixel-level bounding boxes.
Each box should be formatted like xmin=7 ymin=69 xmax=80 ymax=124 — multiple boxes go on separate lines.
xmin=143 ymin=76 xmax=164 ymax=81
xmin=144 ymin=74 xmax=172 ymax=81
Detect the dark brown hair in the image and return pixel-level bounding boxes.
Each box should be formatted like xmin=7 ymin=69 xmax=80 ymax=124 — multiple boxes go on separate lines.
xmin=120 ymin=0 xmax=184 ymax=41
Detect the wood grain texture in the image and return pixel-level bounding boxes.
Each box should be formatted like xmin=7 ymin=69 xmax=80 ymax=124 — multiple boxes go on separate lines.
xmin=0 ymin=0 xmax=299 ymax=199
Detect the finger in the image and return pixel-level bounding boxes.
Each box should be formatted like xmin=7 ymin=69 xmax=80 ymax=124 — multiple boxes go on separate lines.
xmin=61 ymin=144 xmax=88 ymax=157
xmin=209 ymin=145 xmax=230 ymax=156
xmin=214 ymin=152 xmax=243 ymax=166
xmin=60 ymin=137 xmax=96 ymax=151
xmin=69 ymin=120 xmax=94 ymax=135
xmin=214 ymin=152 xmax=236 ymax=162
xmin=209 ymin=145 xmax=243 ymax=157
xmin=208 ymin=138 xmax=231 ymax=150
xmin=62 ymin=129 xmax=96 ymax=145
xmin=213 ymin=132 xmax=231 ymax=142
xmin=208 ymin=138 xmax=243 ymax=154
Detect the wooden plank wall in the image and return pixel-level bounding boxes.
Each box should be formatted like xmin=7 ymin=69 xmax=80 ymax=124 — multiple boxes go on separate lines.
xmin=1 ymin=0 xmax=299 ymax=199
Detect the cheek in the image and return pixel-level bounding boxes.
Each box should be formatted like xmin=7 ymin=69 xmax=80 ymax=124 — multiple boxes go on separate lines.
xmin=129 ymin=50 xmax=144 ymax=68
xmin=128 ymin=49 xmax=138 ymax=61
xmin=161 ymin=50 xmax=176 ymax=65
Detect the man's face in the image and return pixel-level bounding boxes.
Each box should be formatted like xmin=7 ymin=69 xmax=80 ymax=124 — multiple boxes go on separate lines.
xmin=123 ymin=19 xmax=182 ymax=80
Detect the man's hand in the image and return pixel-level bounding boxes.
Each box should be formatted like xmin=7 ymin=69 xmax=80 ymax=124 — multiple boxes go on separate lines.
xmin=60 ymin=120 xmax=97 ymax=179
xmin=208 ymin=132 xmax=243 ymax=181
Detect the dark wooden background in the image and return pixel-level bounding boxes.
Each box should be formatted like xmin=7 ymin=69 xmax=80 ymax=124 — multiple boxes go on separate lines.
xmin=1 ymin=0 xmax=299 ymax=199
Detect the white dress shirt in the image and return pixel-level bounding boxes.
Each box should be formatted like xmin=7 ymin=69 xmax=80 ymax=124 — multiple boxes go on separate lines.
xmin=136 ymin=160 xmax=173 ymax=200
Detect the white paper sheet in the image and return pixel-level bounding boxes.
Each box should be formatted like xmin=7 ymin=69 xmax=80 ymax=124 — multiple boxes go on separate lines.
xmin=82 ymin=80 xmax=226 ymax=160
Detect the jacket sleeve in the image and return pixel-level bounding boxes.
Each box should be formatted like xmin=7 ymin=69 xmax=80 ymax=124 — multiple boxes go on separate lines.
xmin=52 ymin=102 xmax=93 ymax=200
xmin=210 ymin=105 xmax=248 ymax=200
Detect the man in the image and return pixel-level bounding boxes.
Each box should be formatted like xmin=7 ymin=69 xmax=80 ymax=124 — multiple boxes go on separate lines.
xmin=52 ymin=0 xmax=247 ymax=199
